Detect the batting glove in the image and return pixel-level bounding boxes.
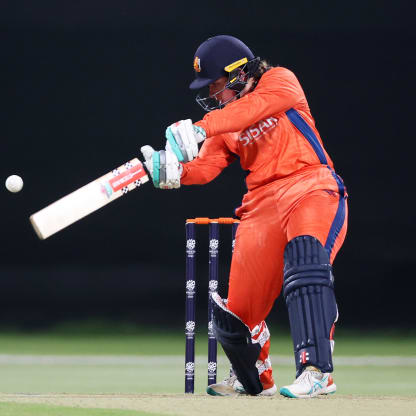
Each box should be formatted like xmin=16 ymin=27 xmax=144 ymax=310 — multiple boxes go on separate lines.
xmin=165 ymin=119 xmax=206 ymax=163
xmin=140 ymin=145 xmax=183 ymax=189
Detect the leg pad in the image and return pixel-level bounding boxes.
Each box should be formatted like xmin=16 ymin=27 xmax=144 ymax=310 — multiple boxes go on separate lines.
xmin=283 ymin=235 xmax=338 ymax=377
xmin=211 ymin=292 xmax=263 ymax=395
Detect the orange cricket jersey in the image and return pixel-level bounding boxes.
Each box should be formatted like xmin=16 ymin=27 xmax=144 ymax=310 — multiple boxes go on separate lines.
xmin=180 ymin=67 xmax=336 ymax=191
xmin=179 ymin=67 xmax=348 ymax=330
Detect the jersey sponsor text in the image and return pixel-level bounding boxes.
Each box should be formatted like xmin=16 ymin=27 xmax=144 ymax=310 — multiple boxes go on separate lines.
xmin=239 ymin=117 xmax=278 ymax=146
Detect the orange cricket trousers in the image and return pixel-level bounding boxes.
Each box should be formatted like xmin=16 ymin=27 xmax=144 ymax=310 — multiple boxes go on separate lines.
xmin=227 ymin=164 xmax=348 ymax=388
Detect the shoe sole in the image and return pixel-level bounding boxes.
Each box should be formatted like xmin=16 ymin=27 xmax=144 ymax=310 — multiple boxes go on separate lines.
xmin=206 ymin=386 xmax=236 ymax=396
xmin=234 ymin=384 xmax=277 ymax=397
xmin=207 ymin=384 xmax=278 ymax=397
xmin=259 ymin=384 xmax=278 ymax=396
xmin=280 ymin=385 xmax=336 ymax=399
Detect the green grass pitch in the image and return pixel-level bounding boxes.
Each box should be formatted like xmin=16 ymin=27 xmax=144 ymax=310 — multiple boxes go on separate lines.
xmin=0 ymin=327 xmax=414 ymax=416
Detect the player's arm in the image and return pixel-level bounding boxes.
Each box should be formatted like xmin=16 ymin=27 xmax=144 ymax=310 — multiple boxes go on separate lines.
xmin=198 ymin=67 xmax=304 ymax=137
xmin=140 ymin=133 xmax=234 ymax=188
xmin=180 ymin=133 xmax=235 ymax=185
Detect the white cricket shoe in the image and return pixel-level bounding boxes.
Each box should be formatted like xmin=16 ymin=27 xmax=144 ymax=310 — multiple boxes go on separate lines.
xmin=206 ymin=375 xmax=277 ymax=396
xmin=206 ymin=375 xmax=243 ymax=396
xmin=279 ymin=366 xmax=336 ymax=398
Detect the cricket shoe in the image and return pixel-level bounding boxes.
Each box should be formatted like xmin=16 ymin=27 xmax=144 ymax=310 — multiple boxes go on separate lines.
xmin=279 ymin=366 xmax=336 ymax=399
xmin=206 ymin=375 xmax=277 ymax=396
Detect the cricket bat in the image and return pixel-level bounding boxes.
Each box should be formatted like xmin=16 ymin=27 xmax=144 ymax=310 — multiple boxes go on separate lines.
xmin=30 ymin=158 xmax=149 ymax=240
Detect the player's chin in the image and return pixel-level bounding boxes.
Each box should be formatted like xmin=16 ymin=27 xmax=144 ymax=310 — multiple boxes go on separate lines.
xmin=222 ymin=96 xmax=238 ymax=107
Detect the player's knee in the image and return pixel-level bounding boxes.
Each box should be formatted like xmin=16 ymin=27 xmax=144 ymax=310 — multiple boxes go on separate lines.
xmin=283 ymin=235 xmax=333 ymax=297
xmin=226 ymin=303 xmax=252 ymax=329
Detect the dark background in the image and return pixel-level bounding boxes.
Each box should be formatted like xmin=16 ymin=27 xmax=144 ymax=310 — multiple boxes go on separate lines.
xmin=1 ymin=1 xmax=414 ymax=330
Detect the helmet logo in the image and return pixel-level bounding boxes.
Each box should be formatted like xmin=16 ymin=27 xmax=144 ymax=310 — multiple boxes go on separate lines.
xmin=194 ymin=56 xmax=201 ymax=72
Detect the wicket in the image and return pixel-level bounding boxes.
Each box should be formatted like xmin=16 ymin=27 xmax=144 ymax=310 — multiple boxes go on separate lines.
xmin=185 ymin=217 xmax=240 ymax=394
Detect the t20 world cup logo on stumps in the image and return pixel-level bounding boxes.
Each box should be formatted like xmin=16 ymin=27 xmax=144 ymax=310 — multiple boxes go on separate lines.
xmin=207 ymin=361 xmax=217 ymax=376
xmin=186 ymin=279 xmax=196 ymax=297
xmin=185 ymin=361 xmax=195 ymax=379
xmin=208 ymin=280 xmax=218 ymax=292
xmin=185 ymin=320 xmax=195 ymax=338
xmin=186 ymin=239 xmax=196 ymax=257
xmin=209 ymin=239 xmax=219 ymax=256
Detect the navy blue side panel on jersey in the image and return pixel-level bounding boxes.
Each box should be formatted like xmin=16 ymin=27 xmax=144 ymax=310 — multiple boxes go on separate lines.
xmin=324 ymin=168 xmax=346 ymax=255
xmin=286 ymin=108 xmax=347 ymax=257
xmin=286 ymin=108 xmax=328 ymax=164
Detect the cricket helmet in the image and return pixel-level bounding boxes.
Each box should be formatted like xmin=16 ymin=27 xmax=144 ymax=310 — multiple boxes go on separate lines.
xmin=190 ymin=35 xmax=260 ymax=111
xmin=190 ymin=35 xmax=255 ymax=89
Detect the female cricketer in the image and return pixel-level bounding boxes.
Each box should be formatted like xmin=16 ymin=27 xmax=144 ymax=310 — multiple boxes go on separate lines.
xmin=141 ymin=35 xmax=348 ymax=398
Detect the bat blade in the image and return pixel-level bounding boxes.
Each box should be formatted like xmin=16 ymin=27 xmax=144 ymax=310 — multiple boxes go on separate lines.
xmin=30 ymin=158 xmax=148 ymax=240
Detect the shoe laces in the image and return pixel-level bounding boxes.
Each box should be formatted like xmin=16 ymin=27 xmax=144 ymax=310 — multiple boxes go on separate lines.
xmin=222 ymin=375 xmax=239 ymax=387
xmin=294 ymin=367 xmax=323 ymax=385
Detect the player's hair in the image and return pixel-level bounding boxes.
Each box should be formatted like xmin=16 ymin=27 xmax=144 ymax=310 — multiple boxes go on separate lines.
xmin=252 ymin=59 xmax=273 ymax=81
xmin=248 ymin=59 xmax=274 ymax=93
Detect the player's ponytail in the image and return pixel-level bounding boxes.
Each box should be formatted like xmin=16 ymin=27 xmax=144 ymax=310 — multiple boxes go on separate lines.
xmin=252 ymin=59 xmax=274 ymax=82
xmin=247 ymin=59 xmax=275 ymax=92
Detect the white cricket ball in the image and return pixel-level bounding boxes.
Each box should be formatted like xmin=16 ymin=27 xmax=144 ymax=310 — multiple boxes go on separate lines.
xmin=5 ymin=175 xmax=24 ymax=193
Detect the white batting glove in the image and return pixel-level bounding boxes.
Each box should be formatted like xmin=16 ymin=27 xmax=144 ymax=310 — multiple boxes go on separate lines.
xmin=165 ymin=119 xmax=206 ymax=163
xmin=140 ymin=145 xmax=183 ymax=189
